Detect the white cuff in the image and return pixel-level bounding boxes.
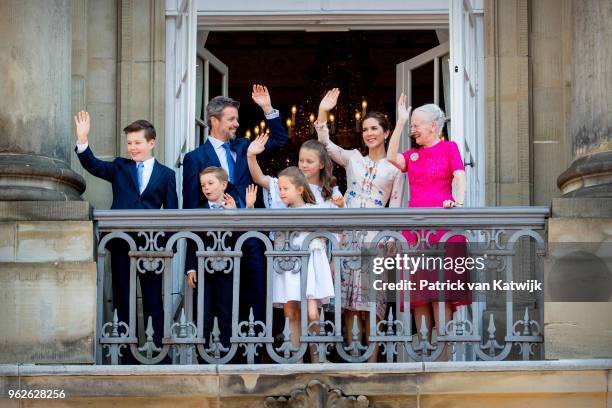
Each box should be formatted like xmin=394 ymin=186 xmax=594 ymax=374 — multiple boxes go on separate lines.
xmin=264 ymin=109 xmax=280 ymax=120
xmin=76 ymin=142 xmax=89 ymax=154
xmin=186 ymin=270 xmax=195 ymax=275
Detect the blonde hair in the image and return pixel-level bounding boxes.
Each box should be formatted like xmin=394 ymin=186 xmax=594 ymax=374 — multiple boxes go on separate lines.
xmin=278 ymin=166 xmax=316 ymax=205
xmin=199 ymin=166 xmax=228 ymax=183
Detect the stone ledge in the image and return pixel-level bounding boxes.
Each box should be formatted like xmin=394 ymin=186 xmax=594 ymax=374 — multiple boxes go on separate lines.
xmin=552 ymin=197 xmax=612 ymax=218
xmin=3 ymin=359 xmax=610 ymax=376
xmin=0 ymin=361 xmax=609 ymax=407
xmin=0 ymin=201 xmax=91 ymax=221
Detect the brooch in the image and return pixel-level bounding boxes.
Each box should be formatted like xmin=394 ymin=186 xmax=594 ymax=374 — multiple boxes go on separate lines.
xmin=410 ymin=152 xmax=419 ymax=161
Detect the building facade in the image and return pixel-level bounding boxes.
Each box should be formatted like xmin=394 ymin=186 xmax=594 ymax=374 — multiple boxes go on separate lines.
xmin=0 ymin=0 xmax=611 ymax=406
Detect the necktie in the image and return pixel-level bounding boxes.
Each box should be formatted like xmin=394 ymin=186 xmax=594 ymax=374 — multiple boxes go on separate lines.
xmin=136 ymin=162 xmax=144 ymax=193
xmin=222 ymin=142 xmax=236 ymax=184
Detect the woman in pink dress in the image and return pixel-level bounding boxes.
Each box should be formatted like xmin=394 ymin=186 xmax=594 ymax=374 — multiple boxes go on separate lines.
xmin=386 ymin=94 xmax=470 ymax=346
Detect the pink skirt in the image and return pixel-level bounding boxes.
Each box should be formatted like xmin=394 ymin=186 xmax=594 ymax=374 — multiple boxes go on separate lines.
xmin=400 ymin=203 xmax=472 ymax=311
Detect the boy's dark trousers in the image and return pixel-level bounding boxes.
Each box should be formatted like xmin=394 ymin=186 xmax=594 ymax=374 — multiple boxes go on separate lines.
xmin=187 ymin=235 xmax=265 ymax=363
xmin=239 ymin=237 xmax=266 ymax=329
xmin=187 ymin=234 xmax=234 ymax=351
xmin=192 ymin=266 xmax=234 ymax=350
xmin=109 ymin=239 xmax=165 ymax=364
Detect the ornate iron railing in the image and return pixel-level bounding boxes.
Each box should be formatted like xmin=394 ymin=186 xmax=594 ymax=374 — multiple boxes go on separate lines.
xmin=93 ymin=207 xmax=548 ymax=364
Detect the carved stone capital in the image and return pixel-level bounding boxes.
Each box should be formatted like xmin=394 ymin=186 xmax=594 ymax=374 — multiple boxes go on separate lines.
xmin=264 ymin=380 xmax=369 ymax=408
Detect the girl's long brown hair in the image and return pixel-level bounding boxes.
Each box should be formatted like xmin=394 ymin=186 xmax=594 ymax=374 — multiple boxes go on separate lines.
xmin=278 ymin=166 xmax=316 ymax=205
xmin=300 ymin=139 xmax=336 ymax=200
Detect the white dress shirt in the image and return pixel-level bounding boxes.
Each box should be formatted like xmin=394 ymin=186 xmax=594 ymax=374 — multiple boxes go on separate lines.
xmin=76 ymin=141 xmax=155 ymax=193
xmin=136 ymin=157 xmax=155 ymax=193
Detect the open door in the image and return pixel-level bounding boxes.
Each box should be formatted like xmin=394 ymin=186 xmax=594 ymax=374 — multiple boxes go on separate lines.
xmin=449 ymin=0 xmax=485 ymax=362
xmin=166 ymin=0 xmax=197 ymax=187
xmin=195 ymin=33 xmax=229 ymax=146
xmin=449 ymin=0 xmax=485 ymax=206
xmin=396 ymin=0 xmax=484 ymax=207
xmin=396 ymin=41 xmax=450 ymax=206
xmin=395 ymin=41 xmax=452 ymax=360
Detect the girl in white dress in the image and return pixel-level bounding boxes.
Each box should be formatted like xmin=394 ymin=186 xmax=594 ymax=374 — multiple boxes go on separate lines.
xmin=248 ymin=136 xmax=338 ymax=361
xmin=249 ymin=136 xmax=343 ymax=208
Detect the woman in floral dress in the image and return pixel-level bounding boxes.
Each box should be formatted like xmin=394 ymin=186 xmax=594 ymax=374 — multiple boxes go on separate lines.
xmin=315 ymin=88 xmax=404 ymax=361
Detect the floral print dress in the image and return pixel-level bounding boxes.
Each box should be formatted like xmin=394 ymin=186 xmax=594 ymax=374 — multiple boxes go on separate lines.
xmin=315 ymin=121 xmax=405 ymax=318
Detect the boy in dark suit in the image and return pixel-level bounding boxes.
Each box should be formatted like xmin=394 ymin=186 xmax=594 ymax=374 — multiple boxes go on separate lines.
xmin=74 ymin=111 xmax=178 ymax=363
xmin=182 ymin=85 xmax=288 ymax=332
xmin=185 ymin=166 xmax=257 ymax=348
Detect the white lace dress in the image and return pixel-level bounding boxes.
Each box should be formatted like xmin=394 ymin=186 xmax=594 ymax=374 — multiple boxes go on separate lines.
xmin=264 ymin=176 xmax=337 ymax=306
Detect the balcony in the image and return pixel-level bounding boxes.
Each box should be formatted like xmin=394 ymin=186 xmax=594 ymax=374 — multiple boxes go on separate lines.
xmin=4 ymin=205 xmax=612 ymax=406
xmin=93 ymin=207 xmax=549 ymax=365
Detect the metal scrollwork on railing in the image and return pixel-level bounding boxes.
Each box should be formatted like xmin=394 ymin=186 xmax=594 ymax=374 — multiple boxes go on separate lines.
xmin=307 ymin=308 xmax=336 ymax=363
xmin=376 ymin=308 xmax=405 ymax=362
xmin=100 ymin=309 xmax=129 ymax=365
xmin=237 ymin=308 xmax=266 ymax=364
xmin=136 ymin=256 xmax=165 ymax=274
xmin=137 ymin=230 xmax=166 ymax=251
xmin=205 ymin=230 xmax=233 ymax=251
xmin=342 ymin=316 xmax=369 ymax=359
xmin=205 ymin=256 xmax=233 ymax=273
xmin=138 ymin=316 xmax=162 ymax=359
xmin=93 ymin=207 xmax=548 ymax=365
xmin=477 ymin=313 xmax=506 ymax=360
xmin=275 ymin=317 xmax=300 ymax=360
xmin=510 ymin=307 xmax=543 ymax=360
xmin=170 ymin=308 xmax=197 ymax=364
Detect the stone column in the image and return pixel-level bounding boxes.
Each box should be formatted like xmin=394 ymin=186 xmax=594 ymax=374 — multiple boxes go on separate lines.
xmin=0 ymin=0 xmax=85 ymax=200
xmin=557 ymin=0 xmax=612 ymax=197
xmin=546 ymin=0 xmax=612 ymax=360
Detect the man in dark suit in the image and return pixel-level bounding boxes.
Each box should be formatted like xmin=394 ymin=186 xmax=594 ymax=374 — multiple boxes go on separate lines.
xmin=74 ymin=111 xmax=178 ymax=363
xmin=182 ymin=85 xmax=288 ymax=338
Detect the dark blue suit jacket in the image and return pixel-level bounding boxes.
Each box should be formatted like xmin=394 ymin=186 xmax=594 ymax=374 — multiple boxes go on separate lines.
xmin=182 ymin=115 xmax=288 ymax=209
xmin=76 ymin=146 xmax=178 ymax=210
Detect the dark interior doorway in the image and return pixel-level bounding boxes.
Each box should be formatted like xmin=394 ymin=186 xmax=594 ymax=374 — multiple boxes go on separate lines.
xmin=202 ymin=30 xmax=441 ymax=190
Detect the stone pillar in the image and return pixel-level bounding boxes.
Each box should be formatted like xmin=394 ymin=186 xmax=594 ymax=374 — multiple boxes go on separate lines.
xmin=0 ymin=1 xmax=96 ymax=364
xmin=557 ymin=0 xmax=612 ymax=197
xmin=546 ymin=0 xmax=612 ymax=360
xmin=0 ymin=0 xmax=85 ymax=201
